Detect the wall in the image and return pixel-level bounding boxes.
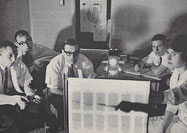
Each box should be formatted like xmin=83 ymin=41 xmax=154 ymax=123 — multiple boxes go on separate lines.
xmin=29 ymin=0 xmax=76 ymax=51
xmin=0 ymin=0 xmax=31 ymax=42
xmin=111 ymin=0 xmax=187 ymax=57
xmin=1 ymin=0 xmax=187 ymax=68
xmin=80 ymin=49 xmax=108 ymax=70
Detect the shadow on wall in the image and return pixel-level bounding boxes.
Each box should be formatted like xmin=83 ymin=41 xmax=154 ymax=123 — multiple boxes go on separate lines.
xmin=132 ymin=40 xmax=152 ymax=58
xmin=54 ymin=27 xmax=75 ymax=52
xmin=132 ymin=13 xmax=187 ymax=58
xmin=80 ymin=49 xmax=108 ymax=71
xmin=131 ymin=12 xmax=187 ymax=58
xmin=53 ymin=13 xmax=75 ymax=52
xmin=166 ymin=12 xmax=187 ymax=39
xmin=111 ymin=4 xmax=151 ymax=54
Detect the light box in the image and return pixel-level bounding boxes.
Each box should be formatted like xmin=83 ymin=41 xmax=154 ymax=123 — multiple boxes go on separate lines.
xmin=67 ymin=78 xmax=150 ymax=133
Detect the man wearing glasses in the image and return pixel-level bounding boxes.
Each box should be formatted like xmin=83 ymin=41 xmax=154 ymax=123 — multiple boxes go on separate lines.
xmin=46 ymin=39 xmax=96 ymax=94
xmin=45 ymin=39 xmax=96 ymax=131
xmin=14 ymin=30 xmax=58 ymax=92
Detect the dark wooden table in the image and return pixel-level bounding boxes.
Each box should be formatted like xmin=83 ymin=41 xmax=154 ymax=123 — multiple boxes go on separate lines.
xmin=96 ymin=59 xmax=170 ymax=116
xmin=96 ymin=60 xmax=164 ymax=91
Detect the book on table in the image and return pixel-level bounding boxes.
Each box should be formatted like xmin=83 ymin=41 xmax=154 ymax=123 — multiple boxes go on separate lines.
xmin=123 ymin=67 xmax=163 ymax=80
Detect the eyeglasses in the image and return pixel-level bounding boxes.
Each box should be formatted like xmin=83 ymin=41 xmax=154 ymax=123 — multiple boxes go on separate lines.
xmin=64 ymin=50 xmax=79 ymax=56
xmin=17 ymin=40 xmax=29 ymax=46
xmin=17 ymin=42 xmax=27 ymax=46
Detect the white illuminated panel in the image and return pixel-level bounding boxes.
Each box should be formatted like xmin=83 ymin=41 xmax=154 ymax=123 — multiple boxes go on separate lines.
xmin=68 ymin=78 xmax=150 ymax=133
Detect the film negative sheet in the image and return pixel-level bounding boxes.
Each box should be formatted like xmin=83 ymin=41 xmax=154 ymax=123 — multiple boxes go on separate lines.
xmin=68 ymin=78 xmax=150 ymax=133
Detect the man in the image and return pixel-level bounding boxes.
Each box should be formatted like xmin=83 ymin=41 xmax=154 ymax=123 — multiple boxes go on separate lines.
xmin=14 ymin=30 xmax=59 ymax=92
xmin=46 ymin=39 xmax=96 ymax=94
xmin=0 ymin=41 xmax=40 ymax=132
xmin=45 ymin=39 xmax=96 ymax=130
xmin=135 ymin=34 xmax=170 ymax=75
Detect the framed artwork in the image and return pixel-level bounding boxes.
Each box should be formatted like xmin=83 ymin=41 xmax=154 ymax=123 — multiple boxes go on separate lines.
xmin=76 ymin=0 xmax=111 ymax=49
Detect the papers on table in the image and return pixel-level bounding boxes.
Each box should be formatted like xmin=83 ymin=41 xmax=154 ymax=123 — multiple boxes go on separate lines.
xmin=123 ymin=67 xmax=162 ymax=80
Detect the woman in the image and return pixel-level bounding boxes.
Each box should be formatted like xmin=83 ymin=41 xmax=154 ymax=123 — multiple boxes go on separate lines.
xmin=149 ymin=34 xmax=187 ymax=133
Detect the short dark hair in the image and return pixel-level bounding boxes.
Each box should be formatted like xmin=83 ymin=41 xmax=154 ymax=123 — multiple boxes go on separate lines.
xmin=151 ymin=34 xmax=167 ymax=43
xmin=169 ymin=34 xmax=187 ymax=62
xmin=14 ymin=30 xmax=32 ymax=42
xmin=169 ymin=34 xmax=187 ymax=53
xmin=0 ymin=41 xmax=17 ymax=49
xmin=62 ymin=39 xmax=79 ymax=50
xmin=0 ymin=41 xmax=18 ymax=54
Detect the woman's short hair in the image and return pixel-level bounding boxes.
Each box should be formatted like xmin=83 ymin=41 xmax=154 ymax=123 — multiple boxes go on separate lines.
xmin=169 ymin=34 xmax=187 ymax=61
xmin=169 ymin=34 xmax=187 ymax=53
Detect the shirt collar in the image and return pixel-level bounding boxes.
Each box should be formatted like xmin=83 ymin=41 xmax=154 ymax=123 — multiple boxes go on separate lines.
xmin=66 ymin=62 xmax=72 ymax=68
xmin=161 ymin=53 xmax=166 ymax=58
xmin=0 ymin=64 xmax=7 ymax=71
xmin=62 ymin=54 xmax=78 ymax=68
xmin=153 ymin=52 xmax=166 ymax=58
xmin=65 ymin=62 xmax=77 ymax=69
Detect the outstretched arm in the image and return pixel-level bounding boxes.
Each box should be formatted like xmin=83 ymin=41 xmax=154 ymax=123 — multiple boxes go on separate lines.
xmin=0 ymin=94 xmax=27 ymax=110
xmin=149 ymin=81 xmax=187 ymax=105
xmin=115 ymin=101 xmax=165 ymax=114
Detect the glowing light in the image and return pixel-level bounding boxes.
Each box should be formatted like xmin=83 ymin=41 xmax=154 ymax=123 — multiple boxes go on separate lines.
xmin=108 ymin=70 xmax=118 ymax=75
xmin=108 ymin=58 xmax=118 ymax=67
xmin=104 ymin=66 xmax=108 ymax=71
xmin=118 ymin=67 xmax=122 ymax=72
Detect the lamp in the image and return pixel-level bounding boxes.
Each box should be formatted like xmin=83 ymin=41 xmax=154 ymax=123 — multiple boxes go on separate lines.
xmin=106 ymin=48 xmax=122 ymax=78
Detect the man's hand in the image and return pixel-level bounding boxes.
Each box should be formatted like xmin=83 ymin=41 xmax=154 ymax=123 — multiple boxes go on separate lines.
xmin=134 ymin=64 xmax=141 ymax=72
xmin=14 ymin=42 xmax=19 ymax=46
xmin=115 ymin=101 xmax=150 ymax=113
xmin=12 ymin=95 xmax=28 ymax=110
xmin=115 ymin=101 xmax=134 ymax=112
xmin=27 ymin=95 xmax=42 ymax=104
xmin=134 ymin=61 xmax=145 ymax=72
xmin=14 ymin=42 xmax=27 ymax=55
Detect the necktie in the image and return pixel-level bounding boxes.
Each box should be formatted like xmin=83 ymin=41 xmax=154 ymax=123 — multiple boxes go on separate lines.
xmin=3 ymin=68 xmax=8 ymax=94
xmin=68 ymin=64 xmax=75 ymax=77
xmin=158 ymin=57 xmax=162 ymax=66
xmin=177 ymin=74 xmax=180 ymax=82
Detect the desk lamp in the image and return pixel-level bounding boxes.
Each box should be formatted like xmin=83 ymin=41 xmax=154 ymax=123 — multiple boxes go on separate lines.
xmin=107 ymin=48 xmax=121 ymax=78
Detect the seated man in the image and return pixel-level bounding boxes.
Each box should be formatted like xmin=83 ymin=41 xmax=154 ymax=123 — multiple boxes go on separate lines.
xmin=14 ymin=30 xmax=59 ymax=92
xmin=135 ymin=34 xmax=170 ymax=75
xmin=0 ymin=41 xmax=41 ymax=132
xmin=45 ymin=39 xmax=96 ymax=130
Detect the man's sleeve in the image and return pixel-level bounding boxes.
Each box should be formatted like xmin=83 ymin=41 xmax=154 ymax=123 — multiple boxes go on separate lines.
xmin=162 ymin=54 xmax=169 ymax=67
xmin=33 ymin=45 xmax=59 ymax=70
xmin=142 ymin=52 xmax=153 ymax=64
xmin=18 ymin=61 xmax=33 ymax=87
xmin=45 ymin=61 xmax=62 ymax=89
xmin=83 ymin=59 xmax=97 ymax=78
xmin=16 ymin=61 xmax=34 ymax=95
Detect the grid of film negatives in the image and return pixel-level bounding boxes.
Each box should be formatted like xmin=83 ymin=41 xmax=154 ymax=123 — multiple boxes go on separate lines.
xmin=68 ymin=78 xmax=150 ymax=133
